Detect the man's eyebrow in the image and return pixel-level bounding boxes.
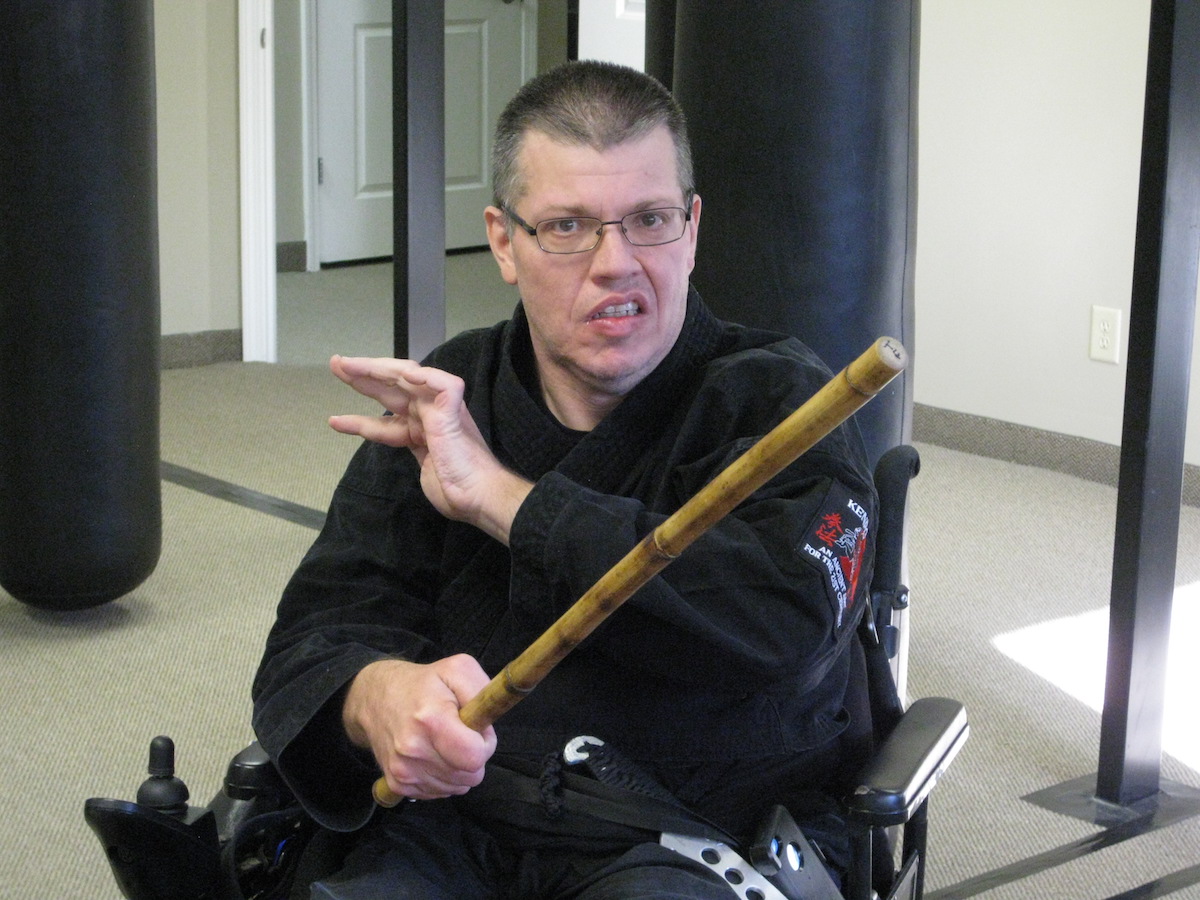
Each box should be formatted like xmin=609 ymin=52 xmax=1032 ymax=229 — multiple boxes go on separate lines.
xmin=533 ymin=201 xmax=598 ymax=218
xmin=536 ymin=198 xmax=683 ymax=219
xmin=539 ymin=207 xmax=592 ymax=219
xmin=630 ymin=198 xmax=684 ymax=211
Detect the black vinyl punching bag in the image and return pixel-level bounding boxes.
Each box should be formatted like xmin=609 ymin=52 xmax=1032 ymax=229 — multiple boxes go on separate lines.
xmin=0 ymin=0 xmax=162 ymax=609
xmin=658 ymin=1 xmax=919 ymax=467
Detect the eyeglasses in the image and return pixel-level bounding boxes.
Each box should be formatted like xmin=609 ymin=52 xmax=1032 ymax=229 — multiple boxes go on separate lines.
xmin=503 ymin=203 xmax=692 ymax=254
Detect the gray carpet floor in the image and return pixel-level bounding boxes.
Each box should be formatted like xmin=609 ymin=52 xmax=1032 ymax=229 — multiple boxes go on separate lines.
xmin=2 ymin=258 xmax=1198 ymax=898
xmin=275 ymin=251 xmax=519 ymax=366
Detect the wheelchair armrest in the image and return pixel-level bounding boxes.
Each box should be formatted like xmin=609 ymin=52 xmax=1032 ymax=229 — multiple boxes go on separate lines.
xmin=844 ymin=696 xmax=968 ymax=827
xmin=207 ymin=740 xmax=291 ymax=844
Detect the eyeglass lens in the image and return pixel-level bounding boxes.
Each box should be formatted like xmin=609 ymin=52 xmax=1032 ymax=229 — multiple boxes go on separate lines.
xmin=536 ymin=208 xmax=688 ymax=253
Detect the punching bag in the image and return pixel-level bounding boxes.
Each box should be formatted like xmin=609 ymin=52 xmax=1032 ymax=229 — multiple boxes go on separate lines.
xmin=0 ymin=0 xmax=162 ymax=609
xmin=663 ymin=1 xmax=919 ymax=466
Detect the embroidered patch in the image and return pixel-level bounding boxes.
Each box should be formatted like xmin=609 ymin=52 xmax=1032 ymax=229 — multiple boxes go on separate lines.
xmin=801 ymin=485 xmax=870 ymax=628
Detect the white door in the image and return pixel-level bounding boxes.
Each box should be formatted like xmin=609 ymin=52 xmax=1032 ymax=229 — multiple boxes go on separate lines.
xmin=443 ymin=0 xmax=530 ymax=248
xmin=315 ymin=0 xmax=536 ymax=264
xmin=316 ymin=0 xmax=393 ymax=263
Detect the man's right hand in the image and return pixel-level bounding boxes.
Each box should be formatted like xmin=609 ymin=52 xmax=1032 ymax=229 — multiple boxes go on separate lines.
xmin=327 ymin=356 xmax=533 ymax=546
xmin=342 ymin=655 xmax=497 ymax=801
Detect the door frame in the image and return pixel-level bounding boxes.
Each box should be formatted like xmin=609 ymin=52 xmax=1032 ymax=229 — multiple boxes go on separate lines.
xmin=239 ymin=0 xmax=276 ymax=362
xmin=303 ymin=0 xmax=320 ymax=273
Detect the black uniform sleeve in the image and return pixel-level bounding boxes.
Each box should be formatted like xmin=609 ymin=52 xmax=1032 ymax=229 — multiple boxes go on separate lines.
xmin=250 ymin=441 xmax=447 ymax=831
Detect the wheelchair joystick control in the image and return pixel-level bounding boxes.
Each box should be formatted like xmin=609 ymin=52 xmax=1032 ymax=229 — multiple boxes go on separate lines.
xmin=135 ymin=735 xmax=190 ymax=817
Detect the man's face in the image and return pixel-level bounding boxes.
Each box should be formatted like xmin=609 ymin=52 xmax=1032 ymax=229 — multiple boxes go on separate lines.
xmin=485 ymin=125 xmax=701 ymax=426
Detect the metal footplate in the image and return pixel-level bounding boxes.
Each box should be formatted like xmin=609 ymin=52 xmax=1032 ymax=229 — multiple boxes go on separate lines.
xmin=660 ymin=805 xmax=842 ymax=900
xmin=562 ymin=738 xmax=842 ymax=900
xmin=661 ymin=833 xmax=792 ymax=900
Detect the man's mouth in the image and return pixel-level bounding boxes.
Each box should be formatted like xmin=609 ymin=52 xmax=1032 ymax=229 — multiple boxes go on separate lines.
xmin=591 ymin=301 xmax=641 ymax=320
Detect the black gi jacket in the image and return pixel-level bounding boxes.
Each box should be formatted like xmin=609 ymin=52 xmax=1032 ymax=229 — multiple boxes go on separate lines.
xmin=251 ymin=289 xmax=878 ymax=834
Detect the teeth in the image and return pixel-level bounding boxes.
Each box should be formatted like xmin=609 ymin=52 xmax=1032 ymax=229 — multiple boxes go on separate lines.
xmin=593 ymin=302 xmax=640 ymax=319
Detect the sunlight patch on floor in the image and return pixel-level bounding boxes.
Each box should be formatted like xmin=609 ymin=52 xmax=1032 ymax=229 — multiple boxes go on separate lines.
xmin=993 ymin=583 xmax=1199 ymax=774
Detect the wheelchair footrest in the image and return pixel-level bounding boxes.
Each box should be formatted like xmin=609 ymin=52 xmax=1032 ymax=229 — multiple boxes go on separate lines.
xmin=661 ymin=805 xmax=842 ymax=900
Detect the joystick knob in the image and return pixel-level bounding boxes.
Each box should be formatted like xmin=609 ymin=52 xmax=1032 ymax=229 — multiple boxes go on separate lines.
xmin=135 ymin=735 xmax=190 ymax=817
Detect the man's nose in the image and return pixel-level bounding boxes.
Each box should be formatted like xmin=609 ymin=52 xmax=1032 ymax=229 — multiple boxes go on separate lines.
xmin=589 ymin=221 xmax=639 ymax=271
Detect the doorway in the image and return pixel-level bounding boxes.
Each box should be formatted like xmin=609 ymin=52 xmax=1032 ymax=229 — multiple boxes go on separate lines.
xmin=313 ymin=0 xmax=533 ymax=263
xmin=243 ymin=0 xmax=538 ymax=362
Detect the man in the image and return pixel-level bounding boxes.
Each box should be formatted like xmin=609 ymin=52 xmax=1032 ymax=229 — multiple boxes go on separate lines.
xmin=252 ymin=60 xmax=878 ymax=898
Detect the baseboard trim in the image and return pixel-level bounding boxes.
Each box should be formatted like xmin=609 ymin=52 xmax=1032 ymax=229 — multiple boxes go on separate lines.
xmin=913 ymin=403 xmax=1200 ymax=507
xmin=161 ymin=329 xmax=242 ymax=369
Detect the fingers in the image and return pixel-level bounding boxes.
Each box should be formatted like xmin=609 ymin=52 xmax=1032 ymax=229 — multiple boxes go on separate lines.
xmin=327 ymin=356 xmax=469 ymax=444
xmin=347 ymin=656 xmax=497 ymax=802
xmin=330 ymin=353 xmax=418 ymax=387
xmin=327 ymin=356 xmax=432 ymax=449
xmin=379 ymin=737 xmax=489 ymax=801
xmin=380 ymin=715 xmax=494 ymax=801
xmin=330 ymin=355 xmax=463 ymax=402
xmin=328 ymin=356 xmax=421 ymax=413
xmin=328 ymin=412 xmax=425 ymax=448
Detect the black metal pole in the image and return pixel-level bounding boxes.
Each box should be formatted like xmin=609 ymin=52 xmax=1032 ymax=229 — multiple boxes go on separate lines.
xmin=644 ymin=0 xmax=678 ymax=88
xmin=393 ymin=0 xmax=445 ymax=361
xmin=1097 ymin=0 xmax=1200 ymax=807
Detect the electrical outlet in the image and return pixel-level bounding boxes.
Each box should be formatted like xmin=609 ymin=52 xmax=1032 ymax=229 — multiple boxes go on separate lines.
xmin=1090 ymin=306 xmax=1121 ymax=364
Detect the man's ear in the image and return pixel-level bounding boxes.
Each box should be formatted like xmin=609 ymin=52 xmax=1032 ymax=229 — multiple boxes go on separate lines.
xmin=484 ymin=206 xmax=519 ymax=286
xmin=684 ymin=192 xmax=702 ymax=273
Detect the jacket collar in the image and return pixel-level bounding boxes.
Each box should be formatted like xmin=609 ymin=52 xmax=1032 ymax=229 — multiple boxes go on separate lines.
xmin=491 ymin=286 xmax=724 ymax=491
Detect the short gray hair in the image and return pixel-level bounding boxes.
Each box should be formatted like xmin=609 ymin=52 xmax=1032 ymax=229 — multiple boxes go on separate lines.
xmin=492 ymin=60 xmax=694 ymax=211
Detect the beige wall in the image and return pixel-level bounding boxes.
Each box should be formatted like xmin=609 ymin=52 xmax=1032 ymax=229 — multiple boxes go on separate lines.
xmin=916 ymin=0 xmax=1200 ymax=464
xmin=274 ymin=2 xmax=306 ymax=246
xmin=154 ymin=0 xmax=241 ymax=337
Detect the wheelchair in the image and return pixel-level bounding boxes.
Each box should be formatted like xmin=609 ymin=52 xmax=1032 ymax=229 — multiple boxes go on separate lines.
xmin=85 ymin=445 xmax=968 ymax=900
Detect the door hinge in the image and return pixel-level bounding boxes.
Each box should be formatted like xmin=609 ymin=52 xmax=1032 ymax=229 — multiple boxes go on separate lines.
xmin=317 ymin=157 xmax=324 ymax=185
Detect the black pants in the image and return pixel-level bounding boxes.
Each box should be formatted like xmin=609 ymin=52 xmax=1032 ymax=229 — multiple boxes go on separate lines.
xmin=309 ymin=798 xmax=733 ymax=899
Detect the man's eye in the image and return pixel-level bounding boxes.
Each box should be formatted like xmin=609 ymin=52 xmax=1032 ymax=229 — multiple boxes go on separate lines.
xmin=636 ymin=212 xmax=666 ymax=228
xmin=547 ymin=218 xmax=584 ymax=235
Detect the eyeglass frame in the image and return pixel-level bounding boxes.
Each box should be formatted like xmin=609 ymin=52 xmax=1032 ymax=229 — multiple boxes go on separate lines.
xmin=501 ymin=198 xmax=694 ymax=254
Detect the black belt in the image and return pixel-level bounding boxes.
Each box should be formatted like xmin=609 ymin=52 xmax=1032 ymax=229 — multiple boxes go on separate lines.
xmin=464 ymin=737 xmax=734 ymax=846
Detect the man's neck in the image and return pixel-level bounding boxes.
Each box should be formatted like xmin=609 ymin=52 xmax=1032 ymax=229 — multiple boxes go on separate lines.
xmin=540 ymin=379 xmax=621 ymax=432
